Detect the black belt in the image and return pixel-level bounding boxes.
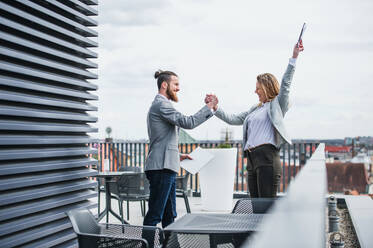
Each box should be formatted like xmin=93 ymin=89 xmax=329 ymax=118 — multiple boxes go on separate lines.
xmin=243 ymin=143 xmax=274 ymax=157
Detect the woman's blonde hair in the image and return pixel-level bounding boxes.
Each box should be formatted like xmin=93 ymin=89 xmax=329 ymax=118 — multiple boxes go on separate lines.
xmin=256 ymin=73 xmax=280 ymax=102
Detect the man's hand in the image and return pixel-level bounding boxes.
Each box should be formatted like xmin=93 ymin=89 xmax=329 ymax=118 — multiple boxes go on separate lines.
xmin=180 ymin=154 xmax=192 ymax=161
xmin=205 ymin=94 xmax=218 ymax=111
xmin=204 ymin=94 xmax=211 ymax=104
xmin=292 ymin=39 xmax=304 ymax=58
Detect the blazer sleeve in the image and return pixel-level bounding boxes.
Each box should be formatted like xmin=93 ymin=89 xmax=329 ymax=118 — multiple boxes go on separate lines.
xmin=277 ymin=63 xmax=296 ymax=115
xmin=159 ymin=101 xmax=213 ymax=129
xmin=214 ymin=106 xmax=249 ymax=125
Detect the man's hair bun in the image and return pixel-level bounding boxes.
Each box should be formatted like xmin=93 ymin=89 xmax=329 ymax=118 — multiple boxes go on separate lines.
xmin=154 ymin=70 xmax=178 ymax=89
xmin=154 ymin=69 xmax=164 ymax=79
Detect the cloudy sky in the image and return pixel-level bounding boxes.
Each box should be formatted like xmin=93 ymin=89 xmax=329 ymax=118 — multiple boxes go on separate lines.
xmin=90 ymin=0 xmax=373 ymax=141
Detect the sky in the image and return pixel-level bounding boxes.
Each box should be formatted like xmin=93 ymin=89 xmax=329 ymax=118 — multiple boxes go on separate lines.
xmin=89 ymin=0 xmax=373 ymax=141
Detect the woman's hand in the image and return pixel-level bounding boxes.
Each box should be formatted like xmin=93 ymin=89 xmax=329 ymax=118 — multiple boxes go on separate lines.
xmin=205 ymin=94 xmax=219 ymax=111
xmin=292 ymin=39 xmax=304 ymax=58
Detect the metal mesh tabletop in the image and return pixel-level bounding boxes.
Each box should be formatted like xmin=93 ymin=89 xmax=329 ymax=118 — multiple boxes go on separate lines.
xmin=165 ymin=213 xmax=265 ymax=234
xmin=164 ymin=214 xmax=265 ymax=248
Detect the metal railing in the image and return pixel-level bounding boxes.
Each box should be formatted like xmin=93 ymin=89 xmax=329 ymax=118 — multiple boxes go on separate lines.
xmin=89 ymin=141 xmax=319 ymax=193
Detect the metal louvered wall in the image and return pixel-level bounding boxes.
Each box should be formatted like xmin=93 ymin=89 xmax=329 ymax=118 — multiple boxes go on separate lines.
xmin=0 ymin=0 xmax=98 ymax=247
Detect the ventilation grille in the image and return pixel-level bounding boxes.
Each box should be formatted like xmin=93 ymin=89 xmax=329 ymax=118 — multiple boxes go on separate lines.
xmin=0 ymin=0 xmax=98 ymax=247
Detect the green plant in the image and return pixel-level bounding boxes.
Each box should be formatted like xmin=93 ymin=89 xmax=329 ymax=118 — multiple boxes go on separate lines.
xmin=216 ymin=143 xmax=232 ymax=149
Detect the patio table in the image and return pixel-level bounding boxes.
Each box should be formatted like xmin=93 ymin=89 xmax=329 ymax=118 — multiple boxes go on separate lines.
xmin=94 ymin=171 xmax=139 ymax=223
xmin=164 ymin=213 xmax=265 ymax=247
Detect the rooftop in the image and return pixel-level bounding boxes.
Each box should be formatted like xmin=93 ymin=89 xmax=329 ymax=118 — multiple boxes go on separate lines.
xmin=1 ymin=1 xmax=372 ymax=247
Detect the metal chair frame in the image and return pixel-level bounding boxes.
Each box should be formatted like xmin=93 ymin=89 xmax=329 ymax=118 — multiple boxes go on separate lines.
xmin=176 ymin=171 xmax=191 ymax=213
xmin=67 ymin=208 xmax=164 ymax=248
xmin=109 ymin=170 xmax=149 ymax=222
xmin=231 ymin=198 xmax=276 ymax=214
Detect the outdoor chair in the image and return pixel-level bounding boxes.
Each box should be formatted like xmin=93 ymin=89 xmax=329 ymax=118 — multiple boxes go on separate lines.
xmin=231 ymin=198 xmax=276 ymax=214
xmin=109 ymin=172 xmax=150 ymax=222
xmin=176 ymin=171 xmax=191 ymax=213
xmin=67 ymin=208 xmax=164 ymax=248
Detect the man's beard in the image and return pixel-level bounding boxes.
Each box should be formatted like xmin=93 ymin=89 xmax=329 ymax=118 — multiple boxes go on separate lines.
xmin=167 ymin=85 xmax=178 ymax=102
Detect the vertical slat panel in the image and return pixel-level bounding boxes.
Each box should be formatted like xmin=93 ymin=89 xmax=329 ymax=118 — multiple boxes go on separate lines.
xmin=234 ymin=143 xmax=239 ymax=191
xmin=120 ymin=143 xmax=124 ymax=169
xmin=293 ymin=144 xmax=297 ymax=179
xmin=125 ymin=142 xmax=128 ymax=167
xmin=180 ymin=143 xmax=185 ymax=176
xmin=241 ymin=144 xmax=246 ymax=192
xmin=186 ymin=143 xmax=191 ymax=190
xmin=115 ymin=142 xmax=119 ymax=171
xmin=282 ymin=145 xmax=286 ymax=192
xmin=137 ymin=142 xmax=141 ymax=168
xmin=110 ymin=142 xmax=113 ymax=171
xmin=133 ymin=143 xmax=137 ymax=167
xmin=99 ymin=142 xmax=103 ymax=171
xmin=287 ymin=143 xmax=291 ymax=186
xmin=0 ymin=0 xmax=98 ymax=247
xmin=129 ymin=142 xmax=133 ymax=167
xmin=143 ymin=143 xmax=146 ymax=168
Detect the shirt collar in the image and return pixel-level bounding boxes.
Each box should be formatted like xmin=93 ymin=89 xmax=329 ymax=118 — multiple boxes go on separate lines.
xmin=157 ymin=93 xmax=170 ymax=101
xmin=258 ymin=101 xmax=270 ymax=108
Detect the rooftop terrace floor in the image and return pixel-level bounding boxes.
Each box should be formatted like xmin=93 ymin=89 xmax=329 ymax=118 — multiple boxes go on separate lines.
xmin=92 ymin=192 xmax=239 ymax=226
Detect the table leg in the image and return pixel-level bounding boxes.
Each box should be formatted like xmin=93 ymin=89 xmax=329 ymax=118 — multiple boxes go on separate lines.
xmin=101 ymin=179 xmax=125 ymax=223
xmin=109 ymin=208 xmax=123 ymax=222
xmin=97 ymin=207 xmax=107 ymax=221
xmin=106 ymin=180 xmax=110 ymax=223
xmin=97 ymin=182 xmax=108 ymax=222
xmin=96 ymin=179 xmax=111 ymax=222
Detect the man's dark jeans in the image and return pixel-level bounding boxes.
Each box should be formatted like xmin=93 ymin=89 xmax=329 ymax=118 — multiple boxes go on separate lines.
xmin=143 ymin=169 xmax=177 ymax=228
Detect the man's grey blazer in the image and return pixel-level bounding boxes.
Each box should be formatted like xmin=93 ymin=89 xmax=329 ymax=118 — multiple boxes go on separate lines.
xmin=215 ymin=63 xmax=296 ymax=148
xmin=145 ymin=95 xmax=213 ymax=173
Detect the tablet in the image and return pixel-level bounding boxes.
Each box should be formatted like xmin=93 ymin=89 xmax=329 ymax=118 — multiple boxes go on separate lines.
xmin=297 ymin=23 xmax=307 ymax=46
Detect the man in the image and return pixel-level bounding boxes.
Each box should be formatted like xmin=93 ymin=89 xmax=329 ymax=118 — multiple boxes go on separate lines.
xmin=143 ymin=69 xmax=217 ymax=228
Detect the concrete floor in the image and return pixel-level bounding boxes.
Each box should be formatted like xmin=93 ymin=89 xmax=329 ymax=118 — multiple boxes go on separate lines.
xmin=91 ymin=192 xmax=239 ymax=226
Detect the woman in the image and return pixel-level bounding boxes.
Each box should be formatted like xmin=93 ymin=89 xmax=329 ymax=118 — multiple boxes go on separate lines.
xmin=207 ymin=41 xmax=304 ymax=198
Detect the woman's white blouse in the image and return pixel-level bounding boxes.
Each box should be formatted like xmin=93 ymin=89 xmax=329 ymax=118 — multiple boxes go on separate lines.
xmin=243 ymin=58 xmax=297 ymax=150
xmin=244 ymin=102 xmax=276 ymax=150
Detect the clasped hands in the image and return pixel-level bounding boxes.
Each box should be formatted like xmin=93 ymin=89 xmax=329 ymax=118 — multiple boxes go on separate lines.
xmin=205 ymin=94 xmax=219 ymax=111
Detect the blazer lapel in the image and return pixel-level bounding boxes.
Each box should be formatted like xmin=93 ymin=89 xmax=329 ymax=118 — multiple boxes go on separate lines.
xmin=242 ymin=115 xmax=249 ymax=146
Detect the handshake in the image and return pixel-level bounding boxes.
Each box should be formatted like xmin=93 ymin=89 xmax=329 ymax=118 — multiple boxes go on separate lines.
xmin=205 ymin=94 xmax=219 ymax=111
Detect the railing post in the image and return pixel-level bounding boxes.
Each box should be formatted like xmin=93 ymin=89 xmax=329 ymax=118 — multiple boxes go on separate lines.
xmin=235 ymin=143 xmax=239 ymax=191
xmin=287 ymin=143 xmax=291 ymax=187
xmin=240 ymin=143 xmax=245 ymax=192
xmin=109 ymin=142 xmax=113 ymax=171
xmin=125 ymin=143 xmax=128 ymax=167
xmin=134 ymin=142 xmax=137 ymax=168
xmin=120 ymin=143 xmax=124 ymax=170
xmin=282 ymin=145 xmax=286 ymax=192
xmin=115 ymin=142 xmax=119 ymax=171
